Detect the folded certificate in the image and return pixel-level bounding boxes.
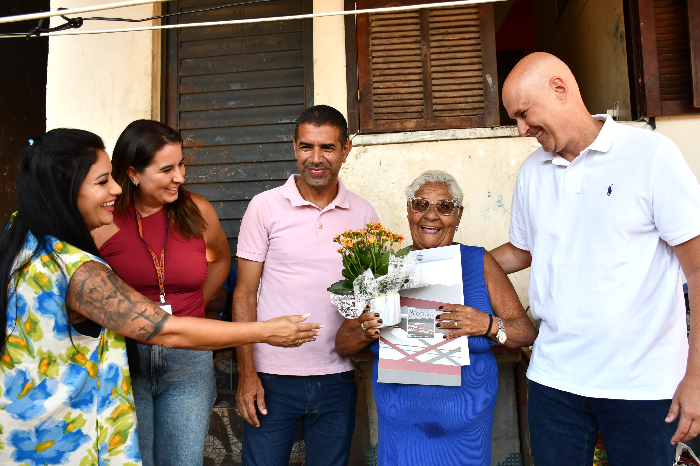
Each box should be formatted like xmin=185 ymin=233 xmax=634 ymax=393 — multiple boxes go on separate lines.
xmin=378 ymin=245 xmax=468 ymax=386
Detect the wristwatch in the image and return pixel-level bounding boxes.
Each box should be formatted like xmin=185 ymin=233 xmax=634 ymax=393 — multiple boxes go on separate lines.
xmin=493 ymin=317 xmax=507 ymax=345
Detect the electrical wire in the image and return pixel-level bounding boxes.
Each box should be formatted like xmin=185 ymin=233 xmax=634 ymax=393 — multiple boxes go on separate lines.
xmin=83 ymin=0 xmax=273 ymax=22
xmin=0 ymin=0 xmax=504 ymax=39
xmin=0 ymin=0 xmax=276 ymax=37
xmin=0 ymin=0 xmax=170 ymax=24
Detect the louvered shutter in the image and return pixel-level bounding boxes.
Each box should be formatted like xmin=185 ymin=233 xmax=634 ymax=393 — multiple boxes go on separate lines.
xmin=636 ymin=0 xmax=700 ymax=116
xmin=357 ymin=0 xmax=499 ymax=133
xmin=429 ymin=7 xmax=486 ymax=118
xmin=365 ymin=9 xmax=424 ymax=121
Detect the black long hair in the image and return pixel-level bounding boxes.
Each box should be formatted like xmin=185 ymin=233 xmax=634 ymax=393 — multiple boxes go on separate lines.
xmin=0 ymin=129 xmax=105 ymax=351
xmin=112 ymin=119 xmax=205 ymax=239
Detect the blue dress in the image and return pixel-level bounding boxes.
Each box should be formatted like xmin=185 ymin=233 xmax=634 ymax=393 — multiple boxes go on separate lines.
xmin=369 ymin=245 xmax=497 ymax=466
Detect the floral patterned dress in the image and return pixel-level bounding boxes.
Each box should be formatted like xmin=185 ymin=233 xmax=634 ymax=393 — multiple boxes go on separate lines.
xmin=0 ymin=233 xmax=142 ymax=465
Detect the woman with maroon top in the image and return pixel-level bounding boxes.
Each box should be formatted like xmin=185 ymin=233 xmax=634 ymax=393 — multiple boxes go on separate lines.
xmin=93 ymin=120 xmax=230 ymax=466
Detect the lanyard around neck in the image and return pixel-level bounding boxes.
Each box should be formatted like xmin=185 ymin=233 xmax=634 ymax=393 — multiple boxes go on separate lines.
xmin=135 ymin=209 xmax=170 ymax=304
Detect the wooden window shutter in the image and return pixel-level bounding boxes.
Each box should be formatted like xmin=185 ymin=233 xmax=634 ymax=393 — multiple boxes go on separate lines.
xmin=636 ymin=0 xmax=700 ymax=116
xmin=356 ymin=0 xmax=499 ymax=133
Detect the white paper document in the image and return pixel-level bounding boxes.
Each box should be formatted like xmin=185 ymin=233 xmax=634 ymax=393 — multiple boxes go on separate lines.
xmin=378 ymin=245 xmax=469 ymax=386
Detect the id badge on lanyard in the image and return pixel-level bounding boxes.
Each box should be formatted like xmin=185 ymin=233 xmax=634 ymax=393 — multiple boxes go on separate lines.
xmin=159 ymin=294 xmax=173 ymax=315
xmin=136 ymin=210 xmax=172 ymax=314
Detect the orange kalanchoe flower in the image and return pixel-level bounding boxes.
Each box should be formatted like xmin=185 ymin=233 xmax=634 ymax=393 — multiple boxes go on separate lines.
xmin=333 ymin=222 xmax=403 ymax=254
xmin=328 ymin=222 xmax=413 ymax=295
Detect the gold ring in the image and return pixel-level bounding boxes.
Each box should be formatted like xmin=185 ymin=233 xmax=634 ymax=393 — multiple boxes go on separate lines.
xmin=297 ymin=339 xmax=303 ymax=346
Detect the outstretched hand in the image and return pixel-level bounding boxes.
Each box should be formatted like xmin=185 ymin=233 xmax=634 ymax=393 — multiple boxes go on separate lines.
xmin=262 ymin=313 xmax=322 ymax=347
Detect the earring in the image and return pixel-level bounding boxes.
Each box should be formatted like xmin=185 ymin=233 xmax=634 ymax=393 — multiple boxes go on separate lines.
xmin=132 ymin=179 xmax=139 ymax=187
xmin=455 ymin=226 xmax=459 ymax=231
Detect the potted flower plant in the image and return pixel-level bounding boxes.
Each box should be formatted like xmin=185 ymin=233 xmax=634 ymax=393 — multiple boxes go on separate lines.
xmin=328 ymin=222 xmax=418 ymax=327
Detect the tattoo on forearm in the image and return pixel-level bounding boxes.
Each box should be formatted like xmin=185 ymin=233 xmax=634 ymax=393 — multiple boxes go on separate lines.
xmin=67 ymin=261 xmax=170 ymax=342
xmin=144 ymin=314 xmax=167 ymax=343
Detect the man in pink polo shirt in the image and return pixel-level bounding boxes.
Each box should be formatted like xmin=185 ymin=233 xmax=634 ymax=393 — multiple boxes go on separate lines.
xmin=233 ymin=105 xmax=379 ymax=466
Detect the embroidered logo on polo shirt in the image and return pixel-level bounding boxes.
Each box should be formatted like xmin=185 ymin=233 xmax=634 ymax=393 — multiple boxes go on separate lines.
xmin=607 ymin=184 xmax=613 ymax=196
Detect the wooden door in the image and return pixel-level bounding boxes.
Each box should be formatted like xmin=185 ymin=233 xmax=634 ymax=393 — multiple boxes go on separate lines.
xmin=164 ymin=0 xmax=313 ymax=257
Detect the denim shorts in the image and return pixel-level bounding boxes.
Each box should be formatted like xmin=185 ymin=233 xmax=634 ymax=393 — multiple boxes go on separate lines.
xmin=132 ymin=344 xmax=216 ymax=466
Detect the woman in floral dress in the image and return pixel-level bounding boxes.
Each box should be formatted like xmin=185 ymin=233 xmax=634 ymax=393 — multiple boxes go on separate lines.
xmin=0 ymin=129 xmax=321 ymax=465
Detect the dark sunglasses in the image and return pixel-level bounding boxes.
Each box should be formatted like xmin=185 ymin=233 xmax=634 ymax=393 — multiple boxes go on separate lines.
xmin=408 ymin=197 xmax=460 ymax=216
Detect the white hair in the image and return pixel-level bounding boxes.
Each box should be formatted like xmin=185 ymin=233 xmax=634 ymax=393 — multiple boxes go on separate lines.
xmin=405 ymin=170 xmax=464 ymax=206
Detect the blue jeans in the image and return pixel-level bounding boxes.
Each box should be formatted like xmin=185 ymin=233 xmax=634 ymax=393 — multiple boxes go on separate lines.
xmin=241 ymin=371 xmax=358 ymax=466
xmin=132 ymin=344 xmax=216 ymax=466
xmin=528 ymin=380 xmax=678 ymax=466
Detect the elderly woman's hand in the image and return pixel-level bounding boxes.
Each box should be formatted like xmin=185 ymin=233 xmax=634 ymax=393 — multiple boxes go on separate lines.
xmin=335 ymin=304 xmax=383 ymax=356
xmin=357 ymin=306 xmax=383 ymax=341
xmin=436 ymin=304 xmax=492 ymax=340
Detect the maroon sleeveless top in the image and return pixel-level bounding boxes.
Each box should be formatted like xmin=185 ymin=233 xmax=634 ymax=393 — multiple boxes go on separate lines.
xmin=99 ymin=203 xmax=208 ymax=319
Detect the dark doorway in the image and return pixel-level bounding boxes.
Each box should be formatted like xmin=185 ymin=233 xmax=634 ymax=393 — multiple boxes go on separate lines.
xmin=0 ymin=1 xmax=49 ymax=222
xmin=494 ymin=0 xmax=537 ymax=125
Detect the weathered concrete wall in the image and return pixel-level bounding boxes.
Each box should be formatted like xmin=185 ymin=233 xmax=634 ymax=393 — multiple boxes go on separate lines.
xmin=340 ymin=134 xmax=538 ymax=305
xmin=46 ymin=1 xmax=159 ymax=153
xmin=532 ymin=0 xmax=632 ymax=121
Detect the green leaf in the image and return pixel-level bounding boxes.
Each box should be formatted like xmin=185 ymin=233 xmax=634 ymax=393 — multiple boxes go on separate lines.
xmin=341 ymin=268 xmax=355 ymax=280
xmin=327 ymin=280 xmax=354 ymax=295
xmin=395 ymin=245 xmax=412 ymax=257
xmin=376 ymin=263 xmax=389 ymax=276
xmin=380 ymin=251 xmax=391 ymax=265
xmin=341 ymin=279 xmax=355 ymax=288
xmin=359 ymin=253 xmax=372 ymax=268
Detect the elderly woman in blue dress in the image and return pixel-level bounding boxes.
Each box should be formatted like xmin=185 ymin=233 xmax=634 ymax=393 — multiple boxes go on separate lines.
xmin=336 ymin=170 xmax=538 ymax=466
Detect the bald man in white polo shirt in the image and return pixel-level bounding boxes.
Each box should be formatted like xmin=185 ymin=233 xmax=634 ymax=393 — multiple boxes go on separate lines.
xmin=491 ymin=52 xmax=700 ymax=465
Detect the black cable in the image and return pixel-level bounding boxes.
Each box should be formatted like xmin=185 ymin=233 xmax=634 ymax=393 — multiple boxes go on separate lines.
xmin=84 ymin=0 xmax=276 ymax=23
xmin=25 ymin=8 xmax=84 ymax=37
xmin=1 ymin=7 xmax=85 ymax=37
xmin=1 ymin=0 xmax=277 ymax=37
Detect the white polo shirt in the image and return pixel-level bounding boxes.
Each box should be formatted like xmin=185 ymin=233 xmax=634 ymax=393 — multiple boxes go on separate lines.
xmin=510 ymin=115 xmax=700 ymax=399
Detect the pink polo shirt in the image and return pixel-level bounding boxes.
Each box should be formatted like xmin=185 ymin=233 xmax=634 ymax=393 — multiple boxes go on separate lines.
xmin=238 ymin=175 xmax=379 ymax=375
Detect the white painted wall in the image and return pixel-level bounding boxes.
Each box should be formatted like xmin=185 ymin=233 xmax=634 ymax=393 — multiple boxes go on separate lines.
xmin=46 ymin=1 xmax=158 ymax=153
xmin=313 ymin=0 xmax=348 ymax=118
